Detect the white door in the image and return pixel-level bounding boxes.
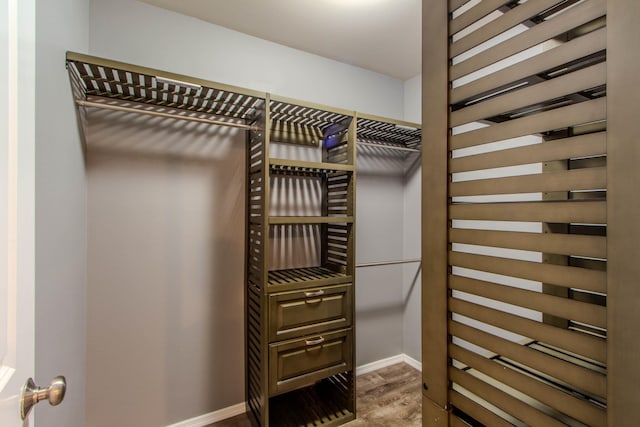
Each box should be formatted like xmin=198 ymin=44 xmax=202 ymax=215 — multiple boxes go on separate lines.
xmin=0 ymin=0 xmax=36 ymax=424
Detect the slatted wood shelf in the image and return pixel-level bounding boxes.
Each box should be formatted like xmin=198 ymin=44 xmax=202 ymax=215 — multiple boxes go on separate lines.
xmin=268 ymin=372 xmax=355 ymax=427
xmin=267 ymin=267 xmax=352 ymax=289
xmin=356 ymin=114 xmax=421 ymax=151
xmin=269 ymin=158 xmax=354 ymax=175
xmin=270 ymin=95 xmax=353 ymax=128
xmin=269 ymin=95 xmax=353 ymax=148
xmin=66 ymin=52 xmax=265 ymax=122
xmin=268 ymin=216 xmax=354 ymax=225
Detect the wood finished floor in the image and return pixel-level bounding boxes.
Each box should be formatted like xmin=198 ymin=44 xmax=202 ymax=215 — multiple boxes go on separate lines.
xmin=208 ymin=363 xmax=421 ymax=427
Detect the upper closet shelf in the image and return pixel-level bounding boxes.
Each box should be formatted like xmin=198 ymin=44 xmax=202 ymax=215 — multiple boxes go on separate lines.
xmin=66 ymin=51 xmax=266 ymax=130
xmin=66 ymin=52 xmax=421 ymax=154
xmin=269 ymin=95 xmax=354 ymax=147
xmin=356 ymin=113 xmax=422 ymax=153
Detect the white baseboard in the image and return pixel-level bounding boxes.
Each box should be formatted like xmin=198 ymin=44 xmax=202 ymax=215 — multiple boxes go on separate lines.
xmin=356 ymin=353 xmax=422 ymax=376
xmin=356 ymin=354 xmax=406 ymax=375
xmin=168 ymin=354 xmax=422 ymax=426
xmin=401 ymin=353 xmax=422 ymax=372
xmin=165 ymin=402 xmax=246 ymax=427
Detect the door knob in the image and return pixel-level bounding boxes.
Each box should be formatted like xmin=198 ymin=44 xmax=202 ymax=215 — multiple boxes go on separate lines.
xmin=20 ymin=376 xmax=66 ymax=420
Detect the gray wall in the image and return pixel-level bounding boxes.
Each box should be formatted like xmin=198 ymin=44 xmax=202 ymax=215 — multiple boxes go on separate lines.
xmin=355 ymin=163 xmax=406 ymax=366
xmin=86 ymin=0 xmax=410 ymax=424
xmin=34 ymin=0 xmax=89 ymax=426
xmin=86 ymin=111 xmax=246 ymax=426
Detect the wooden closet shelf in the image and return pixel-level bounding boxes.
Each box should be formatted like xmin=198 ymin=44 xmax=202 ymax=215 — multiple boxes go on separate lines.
xmin=356 ymin=115 xmax=422 ymax=150
xmin=269 ymin=159 xmax=354 ymax=175
xmin=66 ymin=51 xmax=265 ymax=123
xmin=270 ymin=95 xmax=354 ymax=132
xmin=269 ymin=216 xmax=354 ymax=225
xmin=268 ymin=372 xmax=355 ymax=426
xmin=267 ymin=266 xmax=352 ymax=288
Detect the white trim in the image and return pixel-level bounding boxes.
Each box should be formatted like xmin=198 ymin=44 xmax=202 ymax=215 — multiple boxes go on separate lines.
xmin=400 ymin=353 xmax=422 ymax=372
xmin=164 ymin=402 xmax=246 ymax=427
xmin=356 ymin=354 xmax=406 ymax=376
xmin=166 ymin=354 xmax=423 ymax=426
xmin=355 ymin=353 xmax=423 ymax=376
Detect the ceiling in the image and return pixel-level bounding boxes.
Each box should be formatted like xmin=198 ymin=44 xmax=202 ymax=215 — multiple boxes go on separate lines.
xmin=137 ymin=0 xmax=422 ymax=80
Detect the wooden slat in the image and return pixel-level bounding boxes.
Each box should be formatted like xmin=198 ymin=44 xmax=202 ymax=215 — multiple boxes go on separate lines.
xmin=451 ymin=274 xmax=607 ymax=338
xmin=450 ymin=251 xmax=606 ymax=293
xmin=449 ymin=390 xmax=514 ymax=427
xmin=450 ymin=0 xmax=512 ymax=36
xmin=450 ymin=167 xmax=606 ymax=197
xmin=452 ymin=27 xmax=606 ymax=104
xmin=449 ymin=0 xmax=471 ymax=14
xmin=450 ymin=228 xmax=606 ymax=259
xmin=450 ymin=321 xmax=607 ymax=398
xmin=450 ymin=97 xmax=606 ymax=150
xmin=450 ymin=132 xmax=606 ymax=173
xmin=88 ymin=64 xmax=109 ymax=94
xmin=451 ymin=62 xmax=606 ymax=127
xmin=450 ymin=367 xmax=566 ymax=427
xmin=449 ymin=200 xmax=606 ymax=224
xmin=450 ymin=0 xmax=564 ymax=58
xmin=450 ymin=344 xmax=606 ymax=427
xmin=451 ymin=0 xmax=606 ymax=80
xmin=449 ymin=295 xmax=606 ymax=359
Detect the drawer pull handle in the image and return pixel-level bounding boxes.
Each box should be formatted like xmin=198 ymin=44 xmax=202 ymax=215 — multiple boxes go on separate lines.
xmin=305 ymin=336 xmax=325 ymax=346
xmin=304 ymin=290 xmax=325 ymax=298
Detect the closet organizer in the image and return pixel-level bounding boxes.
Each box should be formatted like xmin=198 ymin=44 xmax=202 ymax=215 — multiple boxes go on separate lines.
xmin=65 ymin=51 xmax=421 ymax=427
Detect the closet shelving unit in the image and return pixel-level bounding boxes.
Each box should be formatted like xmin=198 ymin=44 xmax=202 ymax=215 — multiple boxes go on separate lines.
xmin=65 ymin=51 xmax=423 ymax=427
xmin=247 ymin=94 xmax=357 ymax=427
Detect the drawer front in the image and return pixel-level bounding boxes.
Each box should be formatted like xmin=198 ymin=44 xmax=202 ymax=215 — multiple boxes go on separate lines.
xmin=269 ymin=328 xmax=353 ymax=396
xmin=268 ymin=284 xmax=352 ymax=342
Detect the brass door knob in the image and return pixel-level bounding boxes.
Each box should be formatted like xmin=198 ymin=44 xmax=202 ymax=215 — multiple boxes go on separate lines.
xmin=20 ymin=376 xmax=66 ymax=420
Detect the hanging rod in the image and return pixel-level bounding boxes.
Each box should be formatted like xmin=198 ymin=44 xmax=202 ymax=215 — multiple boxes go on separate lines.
xmin=356 ymin=258 xmax=421 ymax=268
xmin=75 ymin=99 xmax=259 ymax=131
xmin=357 ymin=141 xmax=421 ymax=153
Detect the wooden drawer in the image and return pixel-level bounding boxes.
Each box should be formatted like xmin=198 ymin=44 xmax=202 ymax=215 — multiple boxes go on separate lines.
xmin=268 ymin=284 xmax=352 ymax=342
xmin=269 ymin=328 xmax=353 ymax=396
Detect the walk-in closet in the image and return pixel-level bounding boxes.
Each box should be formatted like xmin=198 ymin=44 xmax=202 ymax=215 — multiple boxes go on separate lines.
xmin=66 ymin=35 xmax=423 ymax=425
xmin=18 ymin=0 xmax=640 ymax=426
